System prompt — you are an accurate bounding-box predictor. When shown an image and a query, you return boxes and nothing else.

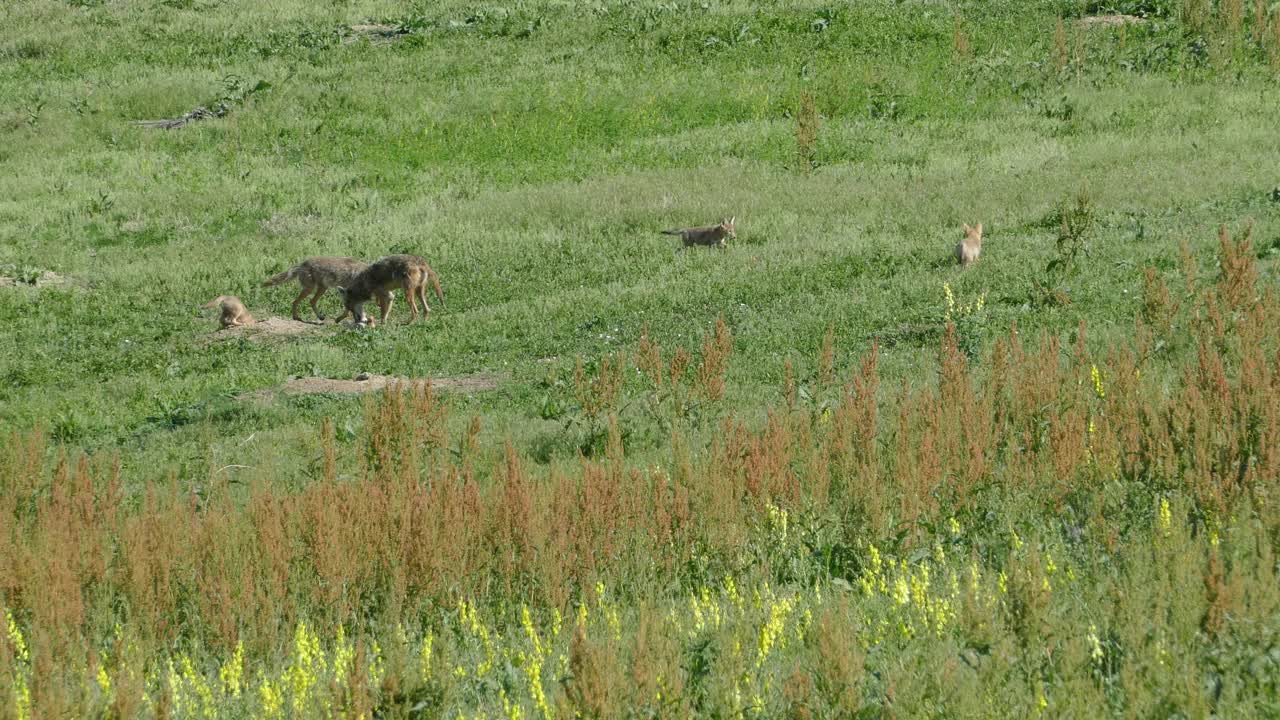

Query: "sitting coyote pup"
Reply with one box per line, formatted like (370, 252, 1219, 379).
(261, 256, 368, 323)
(661, 216, 736, 249)
(203, 296, 255, 329)
(955, 223, 984, 267)
(336, 254, 445, 326)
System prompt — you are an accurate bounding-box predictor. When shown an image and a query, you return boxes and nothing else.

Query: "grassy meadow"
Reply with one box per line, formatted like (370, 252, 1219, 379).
(2, 0, 1280, 717)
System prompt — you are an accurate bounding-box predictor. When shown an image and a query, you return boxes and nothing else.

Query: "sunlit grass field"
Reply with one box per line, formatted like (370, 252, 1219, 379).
(1, 0, 1279, 717)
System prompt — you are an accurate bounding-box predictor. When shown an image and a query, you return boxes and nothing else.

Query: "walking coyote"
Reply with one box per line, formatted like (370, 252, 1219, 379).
(661, 217, 736, 249)
(336, 254, 445, 326)
(955, 223, 984, 267)
(203, 296, 254, 329)
(262, 257, 368, 322)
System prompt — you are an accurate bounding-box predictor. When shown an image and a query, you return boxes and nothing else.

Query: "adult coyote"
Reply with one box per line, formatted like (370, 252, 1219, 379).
(661, 217, 736, 249)
(261, 257, 368, 322)
(336, 254, 444, 326)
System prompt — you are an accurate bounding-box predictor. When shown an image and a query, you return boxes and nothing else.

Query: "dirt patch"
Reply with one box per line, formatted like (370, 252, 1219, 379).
(0, 267, 76, 289)
(201, 316, 324, 344)
(1078, 14, 1145, 28)
(345, 23, 410, 43)
(243, 372, 503, 402)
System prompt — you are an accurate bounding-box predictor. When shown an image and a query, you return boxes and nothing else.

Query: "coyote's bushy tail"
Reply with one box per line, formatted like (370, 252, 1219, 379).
(261, 266, 298, 287)
(660, 229, 682, 236)
(428, 268, 445, 308)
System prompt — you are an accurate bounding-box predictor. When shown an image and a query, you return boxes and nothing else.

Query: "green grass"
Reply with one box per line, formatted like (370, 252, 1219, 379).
(4, 0, 1277, 480)
(3, 2, 1280, 715)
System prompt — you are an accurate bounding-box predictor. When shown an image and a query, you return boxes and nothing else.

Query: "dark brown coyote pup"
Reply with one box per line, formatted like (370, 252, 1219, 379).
(661, 216, 736, 249)
(203, 295, 255, 329)
(336, 254, 445, 326)
(262, 256, 368, 322)
(955, 223, 984, 267)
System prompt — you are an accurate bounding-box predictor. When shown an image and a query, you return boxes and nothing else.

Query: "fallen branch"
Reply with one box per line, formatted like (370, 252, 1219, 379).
(134, 103, 228, 130)
(133, 77, 270, 130)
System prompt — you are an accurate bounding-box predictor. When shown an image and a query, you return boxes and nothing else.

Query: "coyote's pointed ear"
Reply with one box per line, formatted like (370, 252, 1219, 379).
(975, 223, 983, 235)
(962, 222, 972, 233)
(729, 215, 736, 225)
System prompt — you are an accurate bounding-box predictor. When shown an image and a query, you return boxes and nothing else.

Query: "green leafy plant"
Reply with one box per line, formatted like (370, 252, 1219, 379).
(942, 282, 988, 357)
(794, 90, 821, 173)
(23, 97, 45, 127)
(1034, 186, 1096, 306)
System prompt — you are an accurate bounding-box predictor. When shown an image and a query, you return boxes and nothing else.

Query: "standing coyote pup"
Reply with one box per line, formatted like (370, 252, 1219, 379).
(203, 296, 255, 329)
(336, 254, 445, 326)
(261, 257, 369, 323)
(955, 223, 984, 267)
(662, 217, 736, 249)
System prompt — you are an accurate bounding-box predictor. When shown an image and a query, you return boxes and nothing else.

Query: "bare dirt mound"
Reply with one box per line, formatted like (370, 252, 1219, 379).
(0, 267, 76, 289)
(345, 23, 410, 43)
(1078, 14, 1145, 28)
(201, 316, 323, 344)
(243, 372, 503, 402)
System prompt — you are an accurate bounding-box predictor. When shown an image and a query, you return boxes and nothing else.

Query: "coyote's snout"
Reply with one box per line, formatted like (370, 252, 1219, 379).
(262, 257, 369, 322)
(203, 295, 255, 329)
(955, 222, 984, 267)
(661, 217, 736, 249)
(336, 254, 445, 326)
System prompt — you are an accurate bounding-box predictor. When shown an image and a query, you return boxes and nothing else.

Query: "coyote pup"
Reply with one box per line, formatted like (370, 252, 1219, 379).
(955, 223, 984, 267)
(203, 296, 255, 329)
(661, 217, 736, 249)
(261, 257, 368, 323)
(336, 254, 445, 326)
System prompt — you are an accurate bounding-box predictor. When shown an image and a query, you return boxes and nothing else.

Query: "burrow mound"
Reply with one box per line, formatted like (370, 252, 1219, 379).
(242, 372, 503, 403)
(1078, 14, 1146, 28)
(345, 23, 411, 43)
(0, 266, 76, 289)
(200, 316, 325, 345)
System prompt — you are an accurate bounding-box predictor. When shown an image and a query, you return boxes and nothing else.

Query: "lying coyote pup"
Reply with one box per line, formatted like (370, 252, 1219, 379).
(261, 256, 368, 322)
(661, 216, 736, 249)
(955, 222, 984, 267)
(337, 254, 445, 326)
(203, 295, 255, 329)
